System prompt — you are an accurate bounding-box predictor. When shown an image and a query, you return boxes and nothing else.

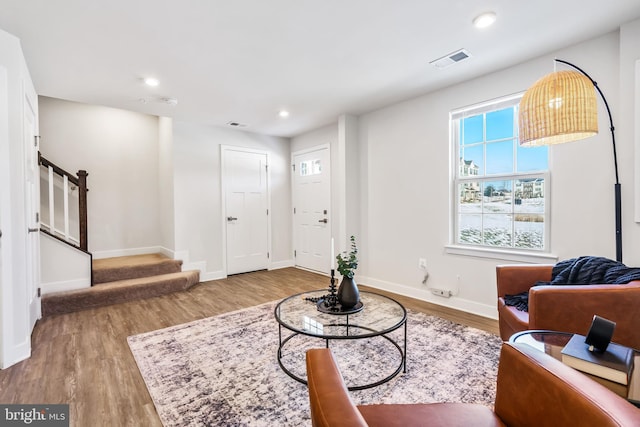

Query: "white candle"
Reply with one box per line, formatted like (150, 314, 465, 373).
(331, 237, 335, 270)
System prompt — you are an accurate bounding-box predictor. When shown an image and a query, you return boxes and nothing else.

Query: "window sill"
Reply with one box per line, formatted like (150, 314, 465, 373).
(444, 244, 558, 264)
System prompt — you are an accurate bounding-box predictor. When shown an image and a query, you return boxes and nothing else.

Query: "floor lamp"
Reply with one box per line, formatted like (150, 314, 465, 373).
(518, 59, 622, 262)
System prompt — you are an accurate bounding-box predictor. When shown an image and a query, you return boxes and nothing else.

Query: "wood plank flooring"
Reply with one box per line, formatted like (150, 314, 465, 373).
(0, 267, 498, 426)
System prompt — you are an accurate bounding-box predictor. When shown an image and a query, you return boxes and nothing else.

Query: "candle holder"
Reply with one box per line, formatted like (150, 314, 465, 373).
(302, 270, 338, 310)
(316, 269, 364, 314)
(303, 268, 364, 314)
(324, 269, 339, 310)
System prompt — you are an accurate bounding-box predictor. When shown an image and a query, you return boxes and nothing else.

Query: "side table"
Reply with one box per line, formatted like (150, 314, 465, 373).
(510, 330, 640, 407)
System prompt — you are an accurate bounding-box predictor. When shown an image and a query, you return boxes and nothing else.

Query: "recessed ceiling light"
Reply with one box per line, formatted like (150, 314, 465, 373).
(144, 77, 160, 87)
(279, 110, 290, 118)
(473, 12, 497, 29)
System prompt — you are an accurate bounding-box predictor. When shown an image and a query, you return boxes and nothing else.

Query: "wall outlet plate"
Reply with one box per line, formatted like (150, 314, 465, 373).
(431, 288, 451, 297)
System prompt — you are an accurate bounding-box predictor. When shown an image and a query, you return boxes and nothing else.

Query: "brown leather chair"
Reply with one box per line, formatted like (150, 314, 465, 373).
(496, 264, 640, 349)
(306, 342, 640, 427)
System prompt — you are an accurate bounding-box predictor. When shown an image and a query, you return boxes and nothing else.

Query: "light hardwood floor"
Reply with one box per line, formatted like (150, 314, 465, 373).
(0, 267, 498, 426)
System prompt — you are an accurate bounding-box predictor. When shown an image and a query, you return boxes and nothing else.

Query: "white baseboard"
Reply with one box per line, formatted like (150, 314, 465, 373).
(1, 337, 31, 369)
(358, 275, 498, 320)
(41, 278, 91, 295)
(179, 258, 225, 282)
(157, 246, 176, 259)
(200, 270, 226, 282)
(269, 259, 295, 270)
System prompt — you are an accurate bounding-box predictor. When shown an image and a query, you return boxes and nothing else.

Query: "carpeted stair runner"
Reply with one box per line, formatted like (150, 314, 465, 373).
(42, 254, 200, 317)
(93, 253, 184, 284)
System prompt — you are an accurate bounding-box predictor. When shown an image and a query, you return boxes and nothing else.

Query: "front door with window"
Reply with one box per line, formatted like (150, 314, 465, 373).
(292, 146, 331, 273)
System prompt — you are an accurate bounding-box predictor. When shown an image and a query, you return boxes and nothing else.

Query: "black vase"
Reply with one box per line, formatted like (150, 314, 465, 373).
(337, 277, 360, 309)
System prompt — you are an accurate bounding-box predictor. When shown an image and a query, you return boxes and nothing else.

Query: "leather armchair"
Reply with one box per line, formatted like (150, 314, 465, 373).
(497, 264, 640, 349)
(306, 342, 640, 427)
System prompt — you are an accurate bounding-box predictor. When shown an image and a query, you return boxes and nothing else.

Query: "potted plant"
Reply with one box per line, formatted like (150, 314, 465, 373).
(336, 235, 360, 308)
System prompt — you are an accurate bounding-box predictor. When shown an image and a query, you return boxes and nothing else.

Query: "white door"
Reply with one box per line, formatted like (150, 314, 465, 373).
(24, 92, 40, 328)
(223, 147, 269, 275)
(292, 146, 331, 273)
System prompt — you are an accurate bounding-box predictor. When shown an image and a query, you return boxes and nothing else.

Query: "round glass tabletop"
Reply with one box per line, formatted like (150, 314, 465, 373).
(274, 289, 406, 339)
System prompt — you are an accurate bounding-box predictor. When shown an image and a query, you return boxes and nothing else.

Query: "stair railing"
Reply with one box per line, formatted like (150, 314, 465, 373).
(38, 152, 89, 251)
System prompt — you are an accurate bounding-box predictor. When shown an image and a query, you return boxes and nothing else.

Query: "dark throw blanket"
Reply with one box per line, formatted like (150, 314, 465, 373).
(503, 256, 640, 312)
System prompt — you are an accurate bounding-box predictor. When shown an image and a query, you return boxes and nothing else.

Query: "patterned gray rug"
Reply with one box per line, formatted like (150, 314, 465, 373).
(128, 300, 502, 426)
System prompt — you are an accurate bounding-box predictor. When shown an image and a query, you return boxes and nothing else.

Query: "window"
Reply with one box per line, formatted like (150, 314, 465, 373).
(451, 94, 549, 252)
(299, 159, 322, 176)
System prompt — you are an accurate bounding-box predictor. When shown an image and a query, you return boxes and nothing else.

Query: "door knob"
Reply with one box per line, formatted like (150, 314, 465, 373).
(318, 219, 328, 224)
(227, 216, 238, 222)
(28, 227, 39, 233)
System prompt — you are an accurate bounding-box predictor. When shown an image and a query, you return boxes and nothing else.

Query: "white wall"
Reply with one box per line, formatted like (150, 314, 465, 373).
(620, 20, 640, 227)
(350, 30, 640, 318)
(172, 121, 291, 279)
(341, 115, 360, 248)
(38, 97, 161, 257)
(40, 234, 91, 294)
(158, 116, 175, 255)
(291, 123, 337, 153)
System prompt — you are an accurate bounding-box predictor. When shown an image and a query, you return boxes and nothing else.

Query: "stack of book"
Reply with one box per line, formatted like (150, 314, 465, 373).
(561, 334, 635, 397)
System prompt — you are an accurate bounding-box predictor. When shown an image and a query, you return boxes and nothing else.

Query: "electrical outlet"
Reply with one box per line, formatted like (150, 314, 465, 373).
(418, 258, 427, 270)
(431, 288, 451, 298)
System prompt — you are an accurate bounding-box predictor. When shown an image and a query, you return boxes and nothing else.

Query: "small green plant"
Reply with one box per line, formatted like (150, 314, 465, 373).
(336, 236, 358, 279)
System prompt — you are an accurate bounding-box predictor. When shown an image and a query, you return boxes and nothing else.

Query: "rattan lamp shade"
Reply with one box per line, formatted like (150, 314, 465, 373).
(519, 70, 598, 146)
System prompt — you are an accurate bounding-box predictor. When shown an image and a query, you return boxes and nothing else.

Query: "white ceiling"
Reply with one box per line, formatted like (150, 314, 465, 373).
(1, 0, 640, 138)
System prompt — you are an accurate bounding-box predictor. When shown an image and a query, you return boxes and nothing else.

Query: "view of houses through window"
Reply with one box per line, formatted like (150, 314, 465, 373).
(452, 95, 549, 251)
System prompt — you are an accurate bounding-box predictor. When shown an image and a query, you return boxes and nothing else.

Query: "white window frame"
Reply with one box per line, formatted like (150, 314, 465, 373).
(445, 93, 557, 263)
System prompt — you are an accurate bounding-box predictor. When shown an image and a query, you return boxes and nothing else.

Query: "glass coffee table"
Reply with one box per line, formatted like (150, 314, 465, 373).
(274, 289, 407, 390)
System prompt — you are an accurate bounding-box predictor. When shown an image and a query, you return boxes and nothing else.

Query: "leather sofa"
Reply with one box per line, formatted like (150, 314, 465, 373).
(306, 342, 640, 426)
(497, 264, 640, 349)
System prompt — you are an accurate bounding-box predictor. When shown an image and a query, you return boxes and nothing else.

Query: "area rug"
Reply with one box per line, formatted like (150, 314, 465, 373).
(128, 300, 502, 426)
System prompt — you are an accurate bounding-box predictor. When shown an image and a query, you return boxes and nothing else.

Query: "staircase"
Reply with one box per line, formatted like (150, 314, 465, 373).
(41, 253, 200, 317)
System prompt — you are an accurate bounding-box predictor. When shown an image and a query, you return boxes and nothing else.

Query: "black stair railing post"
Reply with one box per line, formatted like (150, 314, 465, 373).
(78, 170, 89, 251)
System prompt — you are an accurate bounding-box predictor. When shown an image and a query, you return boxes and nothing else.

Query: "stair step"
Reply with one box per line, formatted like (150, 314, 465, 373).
(42, 270, 200, 317)
(93, 253, 183, 284)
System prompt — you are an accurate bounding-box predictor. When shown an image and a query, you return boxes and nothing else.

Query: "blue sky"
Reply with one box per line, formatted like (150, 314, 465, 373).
(461, 106, 548, 175)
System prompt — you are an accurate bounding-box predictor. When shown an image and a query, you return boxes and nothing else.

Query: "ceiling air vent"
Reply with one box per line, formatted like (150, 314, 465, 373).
(430, 49, 472, 69)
